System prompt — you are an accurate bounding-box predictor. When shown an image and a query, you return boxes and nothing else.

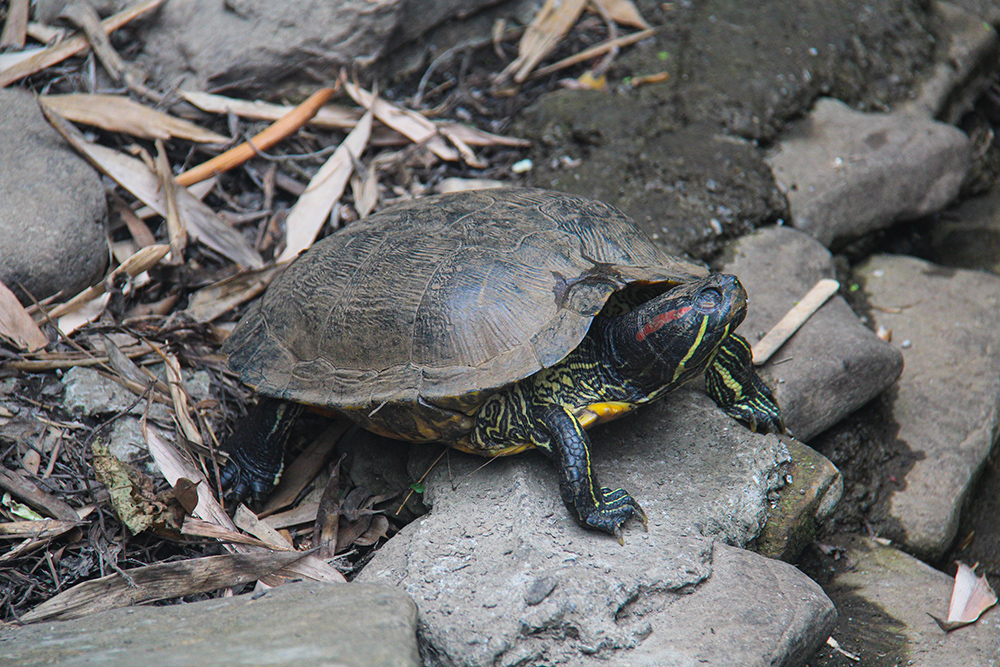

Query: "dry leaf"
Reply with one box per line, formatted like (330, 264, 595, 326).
(40, 94, 228, 142)
(143, 424, 346, 585)
(176, 87, 335, 187)
(0, 0, 164, 87)
(590, 0, 650, 29)
(354, 514, 390, 547)
(0, 280, 47, 351)
(233, 504, 294, 550)
(278, 107, 373, 263)
(180, 90, 361, 130)
(20, 549, 312, 623)
(183, 264, 284, 323)
(931, 562, 998, 631)
(43, 110, 263, 268)
(91, 439, 178, 535)
(171, 478, 201, 514)
(1, 0, 29, 48)
(56, 292, 110, 336)
(152, 346, 202, 446)
(435, 178, 506, 194)
(46, 244, 170, 321)
(344, 82, 462, 164)
(182, 90, 528, 150)
(502, 0, 588, 83)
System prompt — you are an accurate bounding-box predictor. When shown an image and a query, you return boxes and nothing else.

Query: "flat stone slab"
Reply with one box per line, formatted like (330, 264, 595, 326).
(855, 254, 1000, 560)
(766, 97, 970, 248)
(719, 226, 903, 442)
(805, 534, 999, 666)
(358, 389, 836, 666)
(0, 581, 420, 667)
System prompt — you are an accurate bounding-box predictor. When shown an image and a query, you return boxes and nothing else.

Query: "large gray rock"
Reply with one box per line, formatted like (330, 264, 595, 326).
(902, 1, 1000, 123)
(803, 534, 1000, 666)
(0, 581, 420, 667)
(766, 97, 970, 248)
(719, 226, 903, 441)
(0, 89, 107, 302)
(359, 389, 835, 666)
(136, 0, 506, 93)
(855, 254, 1000, 560)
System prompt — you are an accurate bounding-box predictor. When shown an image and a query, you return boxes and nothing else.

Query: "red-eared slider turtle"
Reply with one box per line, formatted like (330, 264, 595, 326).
(221, 188, 784, 540)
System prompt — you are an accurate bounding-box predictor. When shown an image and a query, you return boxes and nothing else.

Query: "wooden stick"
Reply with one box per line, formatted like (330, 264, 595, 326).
(175, 87, 336, 186)
(530, 28, 656, 79)
(752, 278, 840, 365)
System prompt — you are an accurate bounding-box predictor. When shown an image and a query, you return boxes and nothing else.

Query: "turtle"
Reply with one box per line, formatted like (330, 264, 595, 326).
(220, 187, 784, 541)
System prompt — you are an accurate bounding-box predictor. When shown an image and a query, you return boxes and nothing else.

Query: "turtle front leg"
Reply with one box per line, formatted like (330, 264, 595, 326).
(536, 405, 647, 543)
(705, 333, 785, 434)
(220, 398, 302, 507)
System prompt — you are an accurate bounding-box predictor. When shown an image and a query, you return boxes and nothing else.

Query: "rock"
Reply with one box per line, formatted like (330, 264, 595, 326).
(0, 89, 107, 302)
(137, 0, 505, 93)
(756, 439, 843, 562)
(802, 534, 999, 666)
(766, 98, 971, 249)
(599, 544, 836, 667)
(61, 366, 172, 424)
(0, 581, 420, 667)
(946, 0, 1000, 25)
(138, 0, 399, 92)
(718, 226, 903, 441)
(633, 0, 937, 142)
(950, 447, 1000, 583)
(922, 184, 1000, 274)
(357, 389, 837, 665)
(854, 254, 1000, 560)
(903, 1, 1000, 123)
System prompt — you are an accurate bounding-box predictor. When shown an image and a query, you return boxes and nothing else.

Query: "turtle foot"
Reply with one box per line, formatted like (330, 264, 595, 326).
(218, 457, 276, 511)
(723, 398, 786, 435)
(582, 487, 647, 544)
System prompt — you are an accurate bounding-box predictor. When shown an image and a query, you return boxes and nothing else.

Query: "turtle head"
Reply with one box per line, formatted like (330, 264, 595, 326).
(612, 273, 748, 389)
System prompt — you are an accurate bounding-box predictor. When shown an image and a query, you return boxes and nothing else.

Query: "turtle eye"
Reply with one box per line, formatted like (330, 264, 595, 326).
(696, 287, 723, 311)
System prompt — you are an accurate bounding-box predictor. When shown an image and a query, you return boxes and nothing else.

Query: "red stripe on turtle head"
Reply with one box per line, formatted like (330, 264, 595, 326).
(636, 305, 692, 342)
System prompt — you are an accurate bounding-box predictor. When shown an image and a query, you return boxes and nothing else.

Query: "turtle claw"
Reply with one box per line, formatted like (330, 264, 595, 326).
(218, 457, 275, 511)
(582, 487, 646, 542)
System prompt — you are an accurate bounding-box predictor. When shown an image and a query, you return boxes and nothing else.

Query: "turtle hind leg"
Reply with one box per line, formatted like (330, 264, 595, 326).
(536, 405, 647, 543)
(219, 398, 303, 507)
(705, 333, 785, 434)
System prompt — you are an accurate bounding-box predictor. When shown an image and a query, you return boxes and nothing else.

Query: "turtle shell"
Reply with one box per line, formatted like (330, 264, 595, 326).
(224, 188, 707, 440)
